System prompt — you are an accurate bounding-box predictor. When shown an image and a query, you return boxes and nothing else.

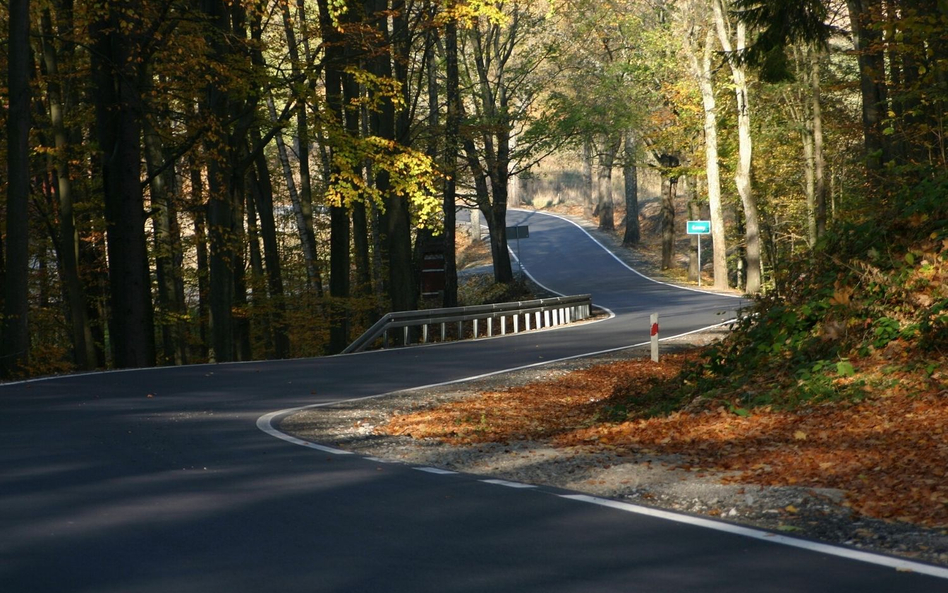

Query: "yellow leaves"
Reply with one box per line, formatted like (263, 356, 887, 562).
(829, 280, 854, 306)
(793, 430, 808, 441)
(324, 133, 442, 230)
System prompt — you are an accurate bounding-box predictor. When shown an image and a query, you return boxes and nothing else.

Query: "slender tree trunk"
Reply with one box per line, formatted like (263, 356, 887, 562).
(443, 12, 460, 308)
(189, 159, 210, 362)
(388, 0, 417, 310)
(686, 22, 728, 289)
(143, 96, 188, 365)
(582, 140, 595, 218)
(320, 0, 350, 353)
(249, 129, 290, 358)
(661, 169, 678, 270)
(802, 110, 817, 247)
(622, 132, 640, 246)
(266, 95, 323, 294)
(41, 7, 95, 371)
(810, 46, 828, 238)
(713, 1, 760, 293)
(597, 138, 619, 231)
(246, 180, 272, 355)
(2, 0, 31, 377)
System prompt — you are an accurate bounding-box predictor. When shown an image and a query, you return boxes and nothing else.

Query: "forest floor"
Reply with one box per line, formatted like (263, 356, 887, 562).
(283, 206, 948, 569)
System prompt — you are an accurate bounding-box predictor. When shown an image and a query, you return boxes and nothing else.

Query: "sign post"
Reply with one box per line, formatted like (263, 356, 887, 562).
(686, 220, 711, 287)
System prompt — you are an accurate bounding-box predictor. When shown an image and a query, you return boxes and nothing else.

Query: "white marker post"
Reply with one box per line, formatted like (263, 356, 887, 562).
(650, 313, 659, 362)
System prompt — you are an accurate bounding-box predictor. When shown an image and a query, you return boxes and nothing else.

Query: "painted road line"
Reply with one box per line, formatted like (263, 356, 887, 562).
(481, 479, 537, 489)
(559, 494, 948, 580)
(414, 467, 458, 475)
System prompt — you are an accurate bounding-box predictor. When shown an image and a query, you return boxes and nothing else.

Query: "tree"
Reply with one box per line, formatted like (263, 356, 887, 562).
(679, 0, 729, 289)
(1, 0, 31, 378)
(91, 0, 156, 368)
(460, 0, 560, 284)
(712, 0, 762, 294)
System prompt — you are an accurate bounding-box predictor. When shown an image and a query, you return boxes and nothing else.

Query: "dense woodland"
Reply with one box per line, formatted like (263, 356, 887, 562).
(0, 0, 946, 379)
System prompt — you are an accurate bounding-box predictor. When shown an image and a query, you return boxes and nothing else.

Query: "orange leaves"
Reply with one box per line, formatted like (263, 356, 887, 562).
(382, 350, 948, 528)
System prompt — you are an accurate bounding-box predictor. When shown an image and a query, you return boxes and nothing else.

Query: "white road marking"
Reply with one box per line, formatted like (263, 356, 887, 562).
(414, 467, 458, 475)
(255, 412, 353, 455)
(480, 479, 536, 489)
(559, 494, 948, 579)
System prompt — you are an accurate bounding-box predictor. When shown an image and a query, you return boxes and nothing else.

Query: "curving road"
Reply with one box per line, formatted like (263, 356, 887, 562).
(2, 210, 945, 592)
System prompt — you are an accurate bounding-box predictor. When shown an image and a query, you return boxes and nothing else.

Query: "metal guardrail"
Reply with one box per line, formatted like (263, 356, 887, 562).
(343, 294, 593, 354)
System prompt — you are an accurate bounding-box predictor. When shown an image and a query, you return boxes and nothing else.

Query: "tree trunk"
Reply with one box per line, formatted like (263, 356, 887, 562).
(684, 18, 728, 289)
(846, 0, 891, 172)
(622, 132, 640, 246)
(582, 140, 595, 218)
(802, 109, 817, 247)
(389, 0, 418, 311)
(189, 159, 210, 362)
(443, 12, 461, 308)
(40, 7, 95, 371)
(661, 173, 677, 270)
(92, 1, 156, 369)
(597, 138, 619, 231)
(320, 0, 350, 353)
(245, 180, 272, 355)
(143, 97, 188, 366)
(810, 46, 828, 239)
(2, 0, 31, 377)
(249, 129, 290, 358)
(713, 1, 760, 293)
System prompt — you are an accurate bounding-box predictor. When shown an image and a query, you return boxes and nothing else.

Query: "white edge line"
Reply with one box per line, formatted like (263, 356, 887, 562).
(481, 479, 536, 489)
(415, 467, 458, 475)
(510, 208, 745, 300)
(559, 494, 948, 579)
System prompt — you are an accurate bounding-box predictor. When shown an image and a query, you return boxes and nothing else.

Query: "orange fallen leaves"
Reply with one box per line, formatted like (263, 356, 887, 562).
(380, 352, 948, 528)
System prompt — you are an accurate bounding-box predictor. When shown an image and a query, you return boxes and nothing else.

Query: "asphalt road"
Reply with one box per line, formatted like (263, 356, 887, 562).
(2, 210, 945, 592)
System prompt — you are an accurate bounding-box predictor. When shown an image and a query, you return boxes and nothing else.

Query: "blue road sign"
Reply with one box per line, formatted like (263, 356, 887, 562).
(686, 220, 711, 235)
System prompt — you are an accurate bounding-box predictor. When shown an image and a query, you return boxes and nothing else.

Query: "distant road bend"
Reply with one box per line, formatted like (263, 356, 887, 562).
(2, 209, 947, 592)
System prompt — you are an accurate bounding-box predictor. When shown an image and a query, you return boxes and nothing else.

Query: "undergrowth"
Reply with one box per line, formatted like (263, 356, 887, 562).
(608, 175, 948, 419)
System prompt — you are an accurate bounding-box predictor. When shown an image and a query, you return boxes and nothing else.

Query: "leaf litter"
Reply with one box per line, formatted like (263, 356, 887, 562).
(381, 350, 948, 529)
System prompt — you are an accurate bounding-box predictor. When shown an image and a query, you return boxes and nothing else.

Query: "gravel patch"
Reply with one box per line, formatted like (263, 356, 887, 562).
(281, 328, 948, 568)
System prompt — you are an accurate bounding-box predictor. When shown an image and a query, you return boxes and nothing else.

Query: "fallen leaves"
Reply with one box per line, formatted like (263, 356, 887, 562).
(379, 351, 948, 528)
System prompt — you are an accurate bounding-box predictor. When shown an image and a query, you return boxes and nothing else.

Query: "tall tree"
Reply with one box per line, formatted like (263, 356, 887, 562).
(713, 0, 762, 293)
(680, 0, 729, 289)
(1, 0, 31, 377)
(91, 0, 156, 368)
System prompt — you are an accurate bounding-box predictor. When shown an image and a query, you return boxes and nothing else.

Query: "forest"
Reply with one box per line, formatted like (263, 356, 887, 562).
(0, 0, 946, 379)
